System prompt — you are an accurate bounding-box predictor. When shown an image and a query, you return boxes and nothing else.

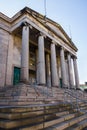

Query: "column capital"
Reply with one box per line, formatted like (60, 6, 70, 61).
(67, 52, 72, 59)
(67, 51, 71, 55)
(36, 32, 46, 38)
(66, 52, 75, 59)
(72, 55, 77, 60)
(39, 32, 46, 38)
(60, 46, 64, 51)
(21, 21, 29, 26)
(21, 21, 32, 29)
(52, 40, 56, 44)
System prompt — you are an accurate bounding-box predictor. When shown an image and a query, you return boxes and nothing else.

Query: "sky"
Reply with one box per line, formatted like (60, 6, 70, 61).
(0, 0, 87, 84)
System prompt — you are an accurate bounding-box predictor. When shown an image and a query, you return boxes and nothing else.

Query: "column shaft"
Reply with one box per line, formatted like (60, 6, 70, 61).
(60, 47, 67, 87)
(73, 58, 79, 88)
(67, 54, 74, 88)
(51, 43, 59, 87)
(21, 25, 29, 82)
(36, 49, 39, 84)
(46, 54, 51, 87)
(38, 35, 46, 85)
(57, 57, 61, 79)
(65, 60, 69, 87)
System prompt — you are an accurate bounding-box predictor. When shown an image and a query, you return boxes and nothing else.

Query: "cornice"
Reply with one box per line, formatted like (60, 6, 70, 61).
(0, 12, 11, 23)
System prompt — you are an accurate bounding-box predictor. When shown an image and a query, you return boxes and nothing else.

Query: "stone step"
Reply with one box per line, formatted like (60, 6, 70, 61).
(0, 104, 65, 112)
(0, 110, 69, 120)
(0, 109, 73, 129)
(0, 102, 75, 129)
(41, 113, 87, 130)
(65, 118, 87, 130)
(0, 98, 65, 106)
(0, 96, 53, 100)
(77, 106, 87, 112)
(18, 123, 43, 130)
(0, 101, 46, 106)
(0, 95, 48, 99)
(83, 127, 87, 130)
(0, 106, 70, 114)
(0, 114, 44, 129)
(17, 113, 76, 130)
(0, 106, 44, 113)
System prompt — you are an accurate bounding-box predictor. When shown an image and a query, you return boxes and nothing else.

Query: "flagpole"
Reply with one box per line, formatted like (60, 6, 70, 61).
(44, 0, 47, 17)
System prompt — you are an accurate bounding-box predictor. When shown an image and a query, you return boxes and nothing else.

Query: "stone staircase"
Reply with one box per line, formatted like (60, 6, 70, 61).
(0, 84, 87, 129)
(0, 84, 65, 106)
(0, 103, 87, 130)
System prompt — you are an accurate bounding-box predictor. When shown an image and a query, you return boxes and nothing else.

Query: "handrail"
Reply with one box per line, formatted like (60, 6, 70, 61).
(64, 84, 87, 112)
(65, 91, 87, 104)
(30, 81, 53, 97)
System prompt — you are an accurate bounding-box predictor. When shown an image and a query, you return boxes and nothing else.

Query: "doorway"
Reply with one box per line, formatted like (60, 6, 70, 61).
(13, 67, 20, 85)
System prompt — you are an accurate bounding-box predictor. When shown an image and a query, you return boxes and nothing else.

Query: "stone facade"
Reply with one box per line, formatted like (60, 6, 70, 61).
(0, 29, 9, 86)
(0, 7, 79, 88)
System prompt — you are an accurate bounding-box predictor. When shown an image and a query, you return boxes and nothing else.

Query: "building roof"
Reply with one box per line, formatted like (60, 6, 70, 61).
(0, 6, 78, 51)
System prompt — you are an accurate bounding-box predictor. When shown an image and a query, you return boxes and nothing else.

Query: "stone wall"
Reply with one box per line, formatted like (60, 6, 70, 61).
(6, 34, 14, 86)
(0, 29, 9, 87)
(13, 36, 21, 67)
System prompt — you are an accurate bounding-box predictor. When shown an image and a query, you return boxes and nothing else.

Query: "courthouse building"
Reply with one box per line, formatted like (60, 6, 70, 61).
(0, 7, 79, 88)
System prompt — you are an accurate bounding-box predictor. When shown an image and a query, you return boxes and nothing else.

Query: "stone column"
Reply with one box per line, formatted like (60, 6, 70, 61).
(46, 53, 51, 87)
(65, 60, 69, 87)
(67, 53, 74, 88)
(38, 34, 46, 85)
(57, 56, 61, 79)
(73, 57, 79, 89)
(36, 49, 39, 84)
(51, 43, 59, 87)
(20, 24, 29, 82)
(57, 56, 61, 87)
(60, 47, 67, 87)
(57, 57, 59, 77)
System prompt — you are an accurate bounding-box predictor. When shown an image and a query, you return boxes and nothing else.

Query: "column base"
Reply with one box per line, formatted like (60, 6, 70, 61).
(52, 85, 59, 88)
(20, 80, 29, 85)
(76, 88, 80, 90)
(38, 83, 46, 86)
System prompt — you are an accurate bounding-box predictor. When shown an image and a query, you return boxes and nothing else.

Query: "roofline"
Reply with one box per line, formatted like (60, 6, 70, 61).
(0, 6, 78, 51)
(19, 7, 78, 51)
(0, 12, 11, 22)
(45, 17, 78, 50)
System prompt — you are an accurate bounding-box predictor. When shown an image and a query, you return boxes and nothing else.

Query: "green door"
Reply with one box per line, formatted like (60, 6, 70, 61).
(13, 67, 20, 85)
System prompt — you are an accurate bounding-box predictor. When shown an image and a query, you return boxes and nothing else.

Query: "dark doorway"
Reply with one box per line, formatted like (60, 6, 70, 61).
(60, 78, 62, 88)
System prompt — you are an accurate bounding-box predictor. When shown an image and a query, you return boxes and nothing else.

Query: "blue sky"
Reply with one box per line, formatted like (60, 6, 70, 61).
(0, 0, 87, 84)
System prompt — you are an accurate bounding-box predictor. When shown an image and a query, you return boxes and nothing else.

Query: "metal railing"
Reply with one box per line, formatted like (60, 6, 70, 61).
(64, 84, 87, 112)
(30, 80, 53, 98)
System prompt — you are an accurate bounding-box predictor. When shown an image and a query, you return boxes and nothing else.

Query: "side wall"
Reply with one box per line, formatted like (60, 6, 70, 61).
(0, 29, 9, 87)
(6, 35, 21, 86)
(6, 34, 14, 86)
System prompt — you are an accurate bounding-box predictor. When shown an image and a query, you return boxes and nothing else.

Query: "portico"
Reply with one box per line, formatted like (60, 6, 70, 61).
(0, 7, 79, 89)
(19, 20, 79, 88)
